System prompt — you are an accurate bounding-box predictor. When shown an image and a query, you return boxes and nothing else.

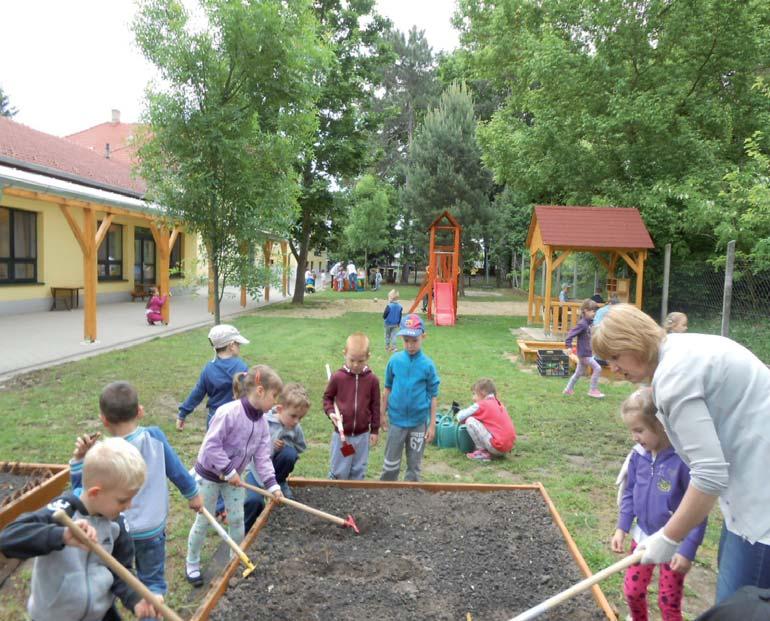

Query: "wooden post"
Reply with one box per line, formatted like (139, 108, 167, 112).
(635, 250, 646, 309)
(543, 247, 554, 335)
(280, 241, 289, 295)
(149, 224, 175, 325)
(660, 243, 671, 323)
(721, 240, 736, 337)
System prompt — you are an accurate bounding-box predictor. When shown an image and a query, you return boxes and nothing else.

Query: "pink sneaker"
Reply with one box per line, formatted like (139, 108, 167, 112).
(588, 389, 605, 399)
(466, 449, 491, 462)
(563, 388, 574, 396)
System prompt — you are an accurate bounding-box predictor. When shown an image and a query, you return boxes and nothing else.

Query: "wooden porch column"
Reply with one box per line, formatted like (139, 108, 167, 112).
(636, 251, 646, 307)
(263, 240, 273, 302)
(149, 224, 178, 324)
(542, 246, 554, 334)
(59, 206, 112, 342)
(280, 241, 289, 295)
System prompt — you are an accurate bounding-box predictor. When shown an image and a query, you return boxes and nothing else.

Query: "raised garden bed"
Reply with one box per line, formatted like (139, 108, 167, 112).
(0, 462, 69, 529)
(192, 480, 615, 621)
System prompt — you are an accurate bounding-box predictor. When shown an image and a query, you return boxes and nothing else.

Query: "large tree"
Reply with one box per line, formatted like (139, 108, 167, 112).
(134, 0, 324, 323)
(289, 0, 390, 304)
(0, 86, 17, 118)
(344, 174, 391, 279)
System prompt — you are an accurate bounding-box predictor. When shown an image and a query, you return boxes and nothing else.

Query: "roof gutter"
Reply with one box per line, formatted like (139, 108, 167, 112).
(0, 154, 145, 199)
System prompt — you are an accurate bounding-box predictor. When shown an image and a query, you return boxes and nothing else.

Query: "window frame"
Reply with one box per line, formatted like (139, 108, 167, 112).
(97, 221, 123, 281)
(0, 206, 38, 284)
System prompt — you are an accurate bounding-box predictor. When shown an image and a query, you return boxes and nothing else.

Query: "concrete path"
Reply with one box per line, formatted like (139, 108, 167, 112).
(0, 286, 292, 381)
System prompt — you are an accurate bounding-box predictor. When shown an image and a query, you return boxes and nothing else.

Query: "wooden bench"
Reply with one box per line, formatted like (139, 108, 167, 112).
(50, 286, 83, 311)
(130, 283, 150, 301)
(516, 339, 614, 378)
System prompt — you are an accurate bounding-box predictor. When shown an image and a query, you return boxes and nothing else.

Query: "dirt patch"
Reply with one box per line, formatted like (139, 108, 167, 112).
(422, 461, 461, 479)
(0, 466, 54, 507)
(210, 487, 607, 621)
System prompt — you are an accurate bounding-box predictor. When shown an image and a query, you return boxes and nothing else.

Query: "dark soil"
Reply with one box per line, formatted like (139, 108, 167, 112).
(0, 467, 54, 507)
(210, 487, 607, 621)
(0, 473, 36, 506)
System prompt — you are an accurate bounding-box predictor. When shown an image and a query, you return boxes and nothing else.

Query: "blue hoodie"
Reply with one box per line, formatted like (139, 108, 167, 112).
(383, 301, 403, 327)
(384, 349, 440, 428)
(178, 356, 248, 425)
(618, 445, 707, 560)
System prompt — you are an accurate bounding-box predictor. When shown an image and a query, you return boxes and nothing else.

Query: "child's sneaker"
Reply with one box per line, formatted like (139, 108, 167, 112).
(279, 481, 293, 499)
(466, 449, 491, 462)
(563, 387, 574, 396)
(588, 389, 605, 399)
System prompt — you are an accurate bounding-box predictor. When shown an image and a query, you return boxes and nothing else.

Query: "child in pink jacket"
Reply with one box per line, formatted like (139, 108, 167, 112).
(145, 287, 167, 325)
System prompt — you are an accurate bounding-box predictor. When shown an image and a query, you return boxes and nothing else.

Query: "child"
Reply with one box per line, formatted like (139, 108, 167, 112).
(323, 333, 381, 480)
(0, 438, 158, 621)
(70, 382, 203, 607)
(663, 312, 688, 334)
(144, 287, 168, 325)
(558, 283, 571, 302)
(243, 383, 310, 527)
(456, 378, 517, 462)
(177, 324, 249, 430)
(563, 299, 604, 398)
(382, 289, 403, 353)
(373, 268, 382, 291)
(336, 268, 346, 292)
(611, 387, 707, 621)
(185, 364, 284, 587)
(380, 314, 440, 481)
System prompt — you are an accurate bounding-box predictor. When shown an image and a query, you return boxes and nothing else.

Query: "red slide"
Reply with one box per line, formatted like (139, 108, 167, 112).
(433, 282, 456, 326)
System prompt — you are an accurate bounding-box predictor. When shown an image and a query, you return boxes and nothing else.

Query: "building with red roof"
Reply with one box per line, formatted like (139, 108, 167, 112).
(65, 109, 141, 166)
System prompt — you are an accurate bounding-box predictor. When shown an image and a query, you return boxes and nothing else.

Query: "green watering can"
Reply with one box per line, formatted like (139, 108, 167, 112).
(456, 423, 475, 454)
(437, 415, 458, 449)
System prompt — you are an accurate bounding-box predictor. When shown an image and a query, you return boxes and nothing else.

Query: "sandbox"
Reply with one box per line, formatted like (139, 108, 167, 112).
(191, 480, 615, 621)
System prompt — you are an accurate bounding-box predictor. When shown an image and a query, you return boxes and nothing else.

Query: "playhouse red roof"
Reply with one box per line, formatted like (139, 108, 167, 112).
(528, 205, 654, 250)
(0, 116, 145, 196)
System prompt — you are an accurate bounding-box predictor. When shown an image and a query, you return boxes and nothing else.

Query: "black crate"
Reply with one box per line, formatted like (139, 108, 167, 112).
(537, 349, 569, 377)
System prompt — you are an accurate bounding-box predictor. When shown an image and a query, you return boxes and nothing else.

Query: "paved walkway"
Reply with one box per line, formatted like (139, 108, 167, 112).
(0, 286, 292, 381)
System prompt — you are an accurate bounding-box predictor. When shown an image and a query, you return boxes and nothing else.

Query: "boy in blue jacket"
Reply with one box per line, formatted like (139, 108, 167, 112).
(380, 314, 440, 481)
(72, 382, 202, 613)
(382, 289, 403, 353)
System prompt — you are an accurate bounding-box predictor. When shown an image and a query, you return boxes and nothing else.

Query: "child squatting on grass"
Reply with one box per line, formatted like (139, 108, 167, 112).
(380, 313, 440, 482)
(0, 438, 160, 621)
(612, 387, 706, 621)
(563, 298, 604, 399)
(71, 381, 203, 615)
(323, 332, 381, 480)
(455, 378, 517, 462)
(242, 382, 311, 532)
(185, 364, 284, 588)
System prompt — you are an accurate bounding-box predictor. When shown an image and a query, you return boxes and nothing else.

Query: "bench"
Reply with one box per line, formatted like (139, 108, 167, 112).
(516, 339, 614, 378)
(130, 283, 150, 301)
(50, 286, 83, 311)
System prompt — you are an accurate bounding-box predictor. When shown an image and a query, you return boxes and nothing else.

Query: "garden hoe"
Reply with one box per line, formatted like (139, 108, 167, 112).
(325, 363, 356, 457)
(240, 481, 360, 534)
(53, 510, 185, 621)
(199, 506, 257, 578)
(509, 549, 644, 620)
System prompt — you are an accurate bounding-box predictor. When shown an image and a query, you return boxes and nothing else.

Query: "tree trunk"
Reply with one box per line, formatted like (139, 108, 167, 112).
(213, 257, 221, 325)
(291, 207, 312, 304)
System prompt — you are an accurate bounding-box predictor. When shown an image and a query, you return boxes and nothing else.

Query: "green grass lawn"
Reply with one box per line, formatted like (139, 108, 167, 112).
(0, 301, 721, 619)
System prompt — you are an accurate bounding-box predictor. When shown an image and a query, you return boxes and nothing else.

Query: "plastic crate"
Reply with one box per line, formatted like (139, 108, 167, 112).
(537, 349, 569, 377)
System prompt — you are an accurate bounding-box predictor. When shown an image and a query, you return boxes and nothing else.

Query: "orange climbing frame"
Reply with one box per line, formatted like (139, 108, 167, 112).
(409, 210, 461, 325)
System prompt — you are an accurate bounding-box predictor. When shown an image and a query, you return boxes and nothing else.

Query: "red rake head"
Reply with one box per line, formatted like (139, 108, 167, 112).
(344, 514, 360, 534)
(340, 441, 356, 457)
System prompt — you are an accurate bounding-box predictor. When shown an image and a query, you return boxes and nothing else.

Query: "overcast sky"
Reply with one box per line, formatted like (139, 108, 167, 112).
(0, 0, 459, 137)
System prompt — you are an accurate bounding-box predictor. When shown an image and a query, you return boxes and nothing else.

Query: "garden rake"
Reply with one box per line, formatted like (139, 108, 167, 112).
(198, 506, 257, 578)
(325, 363, 356, 457)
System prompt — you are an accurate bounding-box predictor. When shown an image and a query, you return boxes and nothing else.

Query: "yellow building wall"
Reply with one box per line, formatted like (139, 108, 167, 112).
(0, 194, 197, 305)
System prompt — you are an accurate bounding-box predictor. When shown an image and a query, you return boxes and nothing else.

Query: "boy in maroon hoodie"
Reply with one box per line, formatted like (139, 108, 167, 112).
(323, 333, 381, 479)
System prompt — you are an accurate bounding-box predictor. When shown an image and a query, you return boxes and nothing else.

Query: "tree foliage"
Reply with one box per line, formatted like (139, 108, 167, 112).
(133, 0, 324, 322)
(344, 174, 391, 278)
(0, 86, 17, 118)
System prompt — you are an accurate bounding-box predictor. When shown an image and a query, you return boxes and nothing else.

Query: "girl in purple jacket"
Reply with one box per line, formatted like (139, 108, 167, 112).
(612, 388, 706, 621)
(185, 364, 284, 587)
(563, 299, 604, 398)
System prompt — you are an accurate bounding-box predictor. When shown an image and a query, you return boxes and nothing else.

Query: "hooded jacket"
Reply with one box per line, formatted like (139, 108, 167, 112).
(565, 316, 594, 358)
(0, 494, 140, 621)
(384, 349, 440, 428)
(323, 366, 381, 436)
(178, 356, 249, 422)
(617, 445, 707, 560)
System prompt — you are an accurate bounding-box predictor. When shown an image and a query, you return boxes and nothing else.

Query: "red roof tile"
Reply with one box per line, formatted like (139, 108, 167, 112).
(529, 205, 654, 249)
(0, 116, 145, 196)
(65, 121, 141, 165)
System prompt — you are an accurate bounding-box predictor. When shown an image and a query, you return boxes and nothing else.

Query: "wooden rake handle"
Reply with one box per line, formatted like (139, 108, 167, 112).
(53, 510, 183, 621)
(509, 550, 644, 620)
(241, 480, 347, 528)
(199, 507, 256, 575)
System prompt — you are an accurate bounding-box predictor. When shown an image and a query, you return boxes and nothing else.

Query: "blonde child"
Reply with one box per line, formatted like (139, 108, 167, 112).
(70, 382, 202, 610)
(323, 333, 381, 480)
(1, 438, 159, 621)
(456, 378, 516, 461)
(612, 388, 706, 621)
(382, 289, 403, 353)
(563, 298, 604, 398)
(380, 314, 440, 481)
(663, 312, 688, 333)
(186, 364, 284, 587)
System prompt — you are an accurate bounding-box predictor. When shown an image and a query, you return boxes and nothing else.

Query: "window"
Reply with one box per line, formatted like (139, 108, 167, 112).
(170, 233, 184, 278)
(97, 222, 123, 280)
(0, 206, 37, 283)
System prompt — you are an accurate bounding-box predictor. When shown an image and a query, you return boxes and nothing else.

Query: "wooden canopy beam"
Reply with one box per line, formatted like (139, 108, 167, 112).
(551, 250, 572, 271)
(617, 249, 642, 274)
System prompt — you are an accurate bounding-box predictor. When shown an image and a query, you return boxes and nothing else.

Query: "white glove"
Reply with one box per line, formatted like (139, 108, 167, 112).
(639, 529, 680, 565)
(615, 450, 633, 507)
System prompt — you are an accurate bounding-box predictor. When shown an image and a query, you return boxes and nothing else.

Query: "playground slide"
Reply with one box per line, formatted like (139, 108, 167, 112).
(433, 282, 456, 326)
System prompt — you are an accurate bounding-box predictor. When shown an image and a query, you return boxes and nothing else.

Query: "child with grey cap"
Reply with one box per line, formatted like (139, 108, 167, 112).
(176, 324, 249, 431)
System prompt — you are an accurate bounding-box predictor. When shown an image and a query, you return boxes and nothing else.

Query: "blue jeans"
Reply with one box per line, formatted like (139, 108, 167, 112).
(134, 533, 166, 595)
(717, 523, 770, 603)
(244, 446, 299, 532)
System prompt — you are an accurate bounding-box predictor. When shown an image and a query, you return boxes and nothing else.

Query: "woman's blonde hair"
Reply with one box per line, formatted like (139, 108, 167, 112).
(620, 387, 662, 432)
(663, 312, 688, 334)
(232, 364, 283, 399)
(82, 437, 146, 491)
(591, 304, 665, 366)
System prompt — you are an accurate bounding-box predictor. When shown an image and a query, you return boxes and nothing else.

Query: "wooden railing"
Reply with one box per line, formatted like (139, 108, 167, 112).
(532, 297, 605, 336)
